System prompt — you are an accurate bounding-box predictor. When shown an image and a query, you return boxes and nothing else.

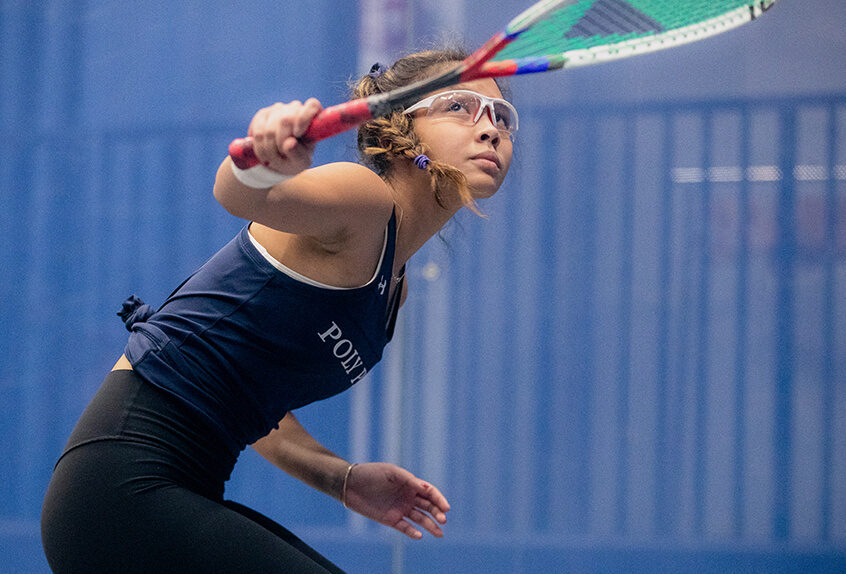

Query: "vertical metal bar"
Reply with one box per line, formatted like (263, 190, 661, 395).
(654, 109, 676, 536)
(61, 0, 84, 128)
(773, 105, 797, 542)
(693, 109, 714, 537)
(93, 125, 111, 364)
(0, 2, 17, 516)
(499, 164, 521, 533)
(733, 104, 751, 538)
(671, 115, 695, 536)
(359, 0, 413, 72)
(581, 113, 599, 534)
(55, 0, 87, 444)
(420, 265, 450, 492)
(568, 113, 598, 535)
(510, 120, 543, 541)
(819, 102, 838, 542)
(614, 116, 635, 535)
(464, 221, 485, 531)
(449, 246, 472, 525)
(532, 116, 560, 533)
(18, 1, 46, 517)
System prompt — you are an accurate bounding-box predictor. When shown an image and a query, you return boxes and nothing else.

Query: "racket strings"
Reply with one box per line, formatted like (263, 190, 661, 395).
(492, 0, 770, 61)
(566, 0, 663, 38)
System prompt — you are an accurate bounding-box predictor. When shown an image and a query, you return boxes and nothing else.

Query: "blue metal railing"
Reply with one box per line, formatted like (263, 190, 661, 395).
(1, 93, 844, 572)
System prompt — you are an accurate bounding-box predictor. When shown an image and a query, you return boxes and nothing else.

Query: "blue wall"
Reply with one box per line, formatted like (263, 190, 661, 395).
(1, 1, 845, 573)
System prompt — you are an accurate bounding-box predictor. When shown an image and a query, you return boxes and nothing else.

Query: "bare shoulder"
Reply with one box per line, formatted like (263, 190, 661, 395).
(251, 162, 395, 265)
(300, 162, 392, 212)
(309, 161, 385, 184)
(250, 162, 397, 286)
(295, 162, 394, 242)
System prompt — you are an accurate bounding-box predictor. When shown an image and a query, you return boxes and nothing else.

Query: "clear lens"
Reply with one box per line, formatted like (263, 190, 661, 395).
(425, 92, 517, 135)
(491, 102, 515, 132)
(429, 92, 479, 120)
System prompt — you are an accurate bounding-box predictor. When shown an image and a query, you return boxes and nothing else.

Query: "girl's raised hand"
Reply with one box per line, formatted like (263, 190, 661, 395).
(247, 98, 323, 176)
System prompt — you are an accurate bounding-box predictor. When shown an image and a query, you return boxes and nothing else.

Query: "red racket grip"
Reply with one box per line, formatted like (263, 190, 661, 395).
(228, 99, 374, 169)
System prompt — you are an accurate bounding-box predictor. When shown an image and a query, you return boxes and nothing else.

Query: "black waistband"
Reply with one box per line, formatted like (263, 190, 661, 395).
(58, 369, 240, 497)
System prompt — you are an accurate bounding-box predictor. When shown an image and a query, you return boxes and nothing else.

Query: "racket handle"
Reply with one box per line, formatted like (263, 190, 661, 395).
(228, 99, 374, 169)
(228, 138, 260, 169)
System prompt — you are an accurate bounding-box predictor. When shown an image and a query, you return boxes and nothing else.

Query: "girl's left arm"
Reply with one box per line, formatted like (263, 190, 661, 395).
(251, 412, 349, 501)
(252, 412, 450, 539)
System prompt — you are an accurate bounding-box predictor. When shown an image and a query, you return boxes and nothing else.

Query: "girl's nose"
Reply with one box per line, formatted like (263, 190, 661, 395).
(476, 112, 501, 147)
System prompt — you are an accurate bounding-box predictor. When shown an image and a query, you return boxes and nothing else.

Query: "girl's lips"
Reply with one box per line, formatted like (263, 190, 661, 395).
(472, 157, 500, 173)
(470, 152, 501, 171)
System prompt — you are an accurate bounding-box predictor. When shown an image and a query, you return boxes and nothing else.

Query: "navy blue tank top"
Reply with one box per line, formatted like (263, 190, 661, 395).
(122, 211, 403, 453)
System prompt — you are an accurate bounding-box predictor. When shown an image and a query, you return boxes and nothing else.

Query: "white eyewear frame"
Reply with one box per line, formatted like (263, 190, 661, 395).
(403, 89, 519, 135)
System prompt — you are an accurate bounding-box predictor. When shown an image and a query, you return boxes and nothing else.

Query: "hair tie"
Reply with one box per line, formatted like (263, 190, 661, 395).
(413, 154, 430, 170)
(367, 62, 387, 78)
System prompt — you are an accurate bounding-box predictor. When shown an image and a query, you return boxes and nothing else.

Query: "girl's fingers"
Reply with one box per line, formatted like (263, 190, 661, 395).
(415, 496, 447, 524)
(252, 134, 277, 166)
(281, 139, 313, 169)
(246, 99, 322, 170)
(274, 113, 297, 156)
(418, 482, 450, 514)
(395, 519, 423, 540)
(247, 106, 270, 138)
(293, 98, 323, 138)
(281, 136, 302, 155)
(407, 509, 443, 538)
(250, 106, 285, 165)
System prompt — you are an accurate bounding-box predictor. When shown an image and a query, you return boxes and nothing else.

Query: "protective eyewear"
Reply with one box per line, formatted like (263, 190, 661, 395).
(403, 90, 518, 137)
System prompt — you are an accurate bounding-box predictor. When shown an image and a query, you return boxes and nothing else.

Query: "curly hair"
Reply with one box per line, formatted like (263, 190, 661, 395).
(353, 48, 502, 214)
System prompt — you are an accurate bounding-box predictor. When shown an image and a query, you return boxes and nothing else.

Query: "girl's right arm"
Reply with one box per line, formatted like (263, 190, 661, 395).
(213, 100, 391, 246)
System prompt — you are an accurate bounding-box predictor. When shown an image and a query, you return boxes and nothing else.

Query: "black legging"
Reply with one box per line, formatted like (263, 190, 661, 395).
(42, 369, 345, 573)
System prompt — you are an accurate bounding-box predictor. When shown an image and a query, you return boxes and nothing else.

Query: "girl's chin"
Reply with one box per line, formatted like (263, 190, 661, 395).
(468, 184, 500, 200)
(467, 176, 503, 199)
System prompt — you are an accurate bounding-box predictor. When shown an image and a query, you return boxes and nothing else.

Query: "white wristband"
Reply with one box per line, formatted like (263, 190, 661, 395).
(230, 161, 292, 189)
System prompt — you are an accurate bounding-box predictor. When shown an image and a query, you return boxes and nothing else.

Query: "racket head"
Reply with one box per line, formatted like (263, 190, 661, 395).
(477, 0, 779, 77)
(372, 0, 780, 107)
